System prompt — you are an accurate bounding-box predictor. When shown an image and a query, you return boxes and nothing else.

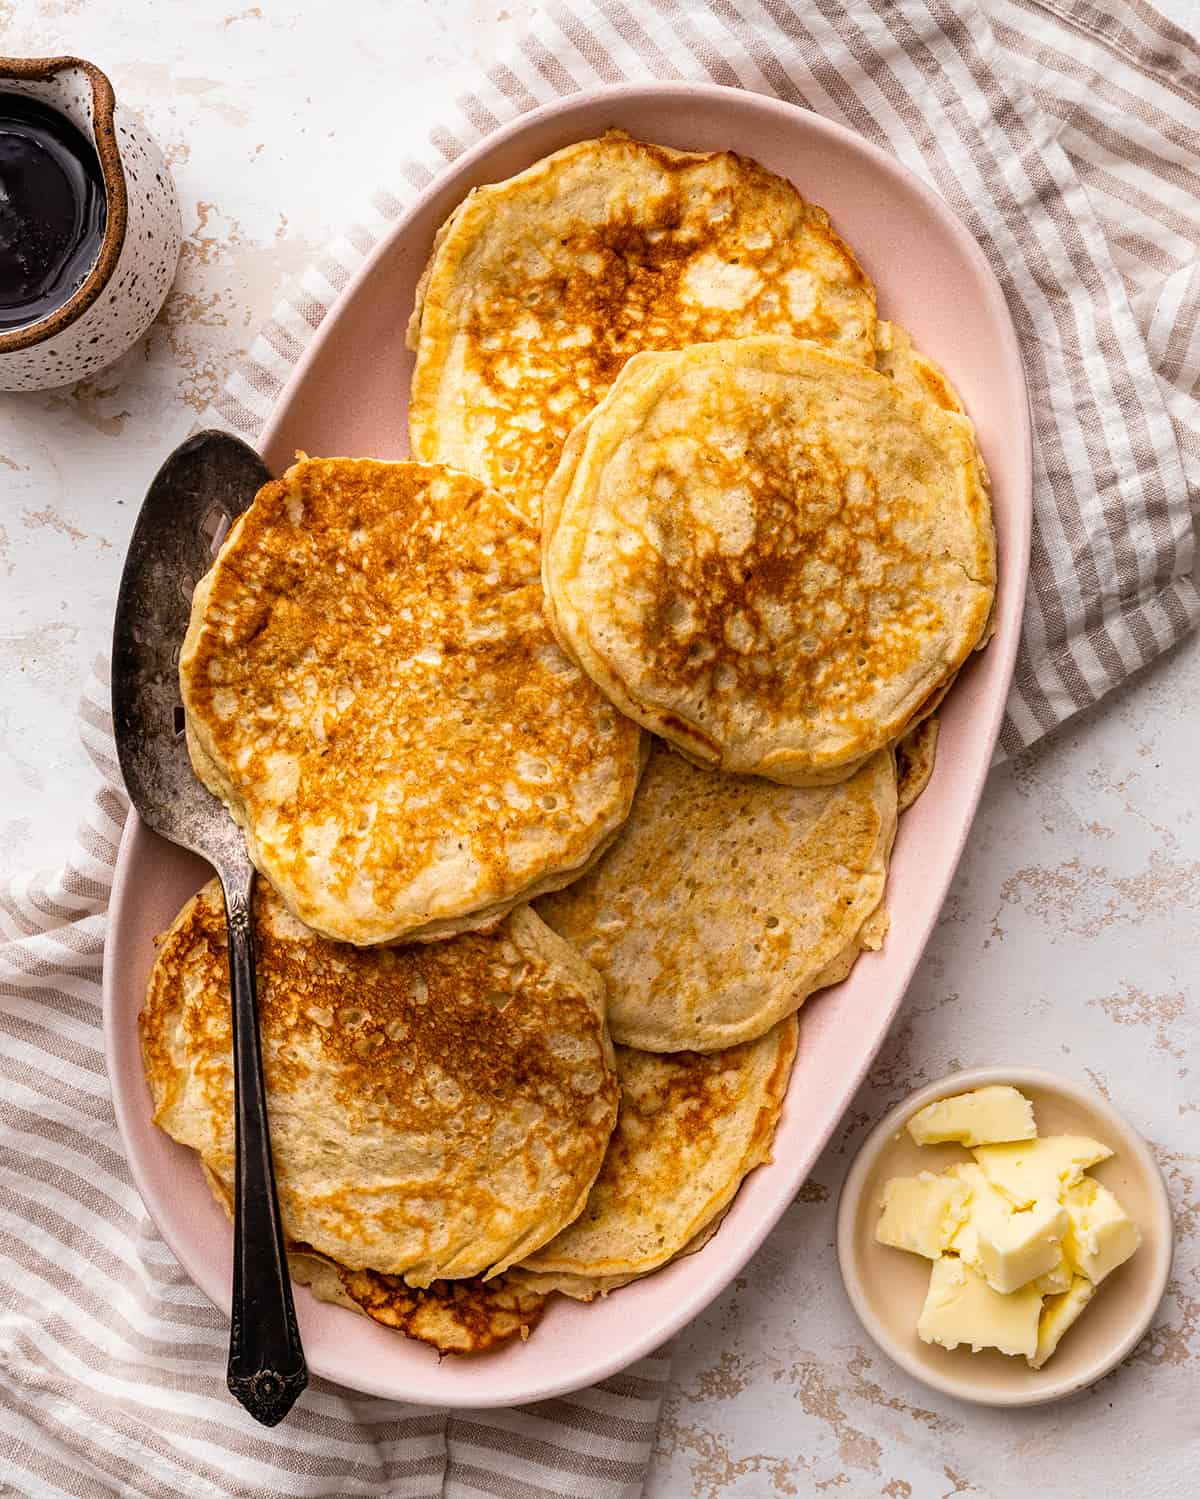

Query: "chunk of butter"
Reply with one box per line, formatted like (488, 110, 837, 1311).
(945, 1161, 1017, 1266)
(1030, 1275, 1095, 1369)
(947, 1163, 1068, 1293)
(1034, 1252, 1074, 1296)
(917, 1256, 1042, 1358)
(972, 1135, 1113, 1208)
(907, 1085, 1037, 1148)
(876, 1172, 971, 1259)
(975, 1197, 1069, 1295)
(1061, 1177, 1141, 1284)
(874, 1086, 1141, 1372)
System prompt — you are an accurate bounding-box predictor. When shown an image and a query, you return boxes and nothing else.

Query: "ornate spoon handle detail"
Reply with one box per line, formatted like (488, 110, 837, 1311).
(220, 865, 307, 1426)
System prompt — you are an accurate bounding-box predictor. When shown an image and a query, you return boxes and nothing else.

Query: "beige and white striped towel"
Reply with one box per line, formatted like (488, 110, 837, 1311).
(3, 2, 1198, 1495)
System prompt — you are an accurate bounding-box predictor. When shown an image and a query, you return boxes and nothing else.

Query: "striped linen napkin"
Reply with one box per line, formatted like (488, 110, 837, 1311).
(2, 2, 1197, 1495)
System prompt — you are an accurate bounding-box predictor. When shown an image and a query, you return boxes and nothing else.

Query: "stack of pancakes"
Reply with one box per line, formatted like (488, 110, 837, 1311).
(142, 132, 995, 1354)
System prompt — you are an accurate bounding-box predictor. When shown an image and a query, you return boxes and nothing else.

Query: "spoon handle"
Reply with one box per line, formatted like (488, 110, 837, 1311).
(220, 868, 307, 1426)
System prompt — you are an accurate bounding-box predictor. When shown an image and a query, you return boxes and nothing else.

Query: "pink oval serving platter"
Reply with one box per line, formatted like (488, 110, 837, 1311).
(103, 81, 1031, 1408)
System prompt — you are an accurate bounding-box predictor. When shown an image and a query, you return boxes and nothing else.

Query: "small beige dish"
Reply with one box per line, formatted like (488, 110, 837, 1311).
(837, 1066, 1172, 1406)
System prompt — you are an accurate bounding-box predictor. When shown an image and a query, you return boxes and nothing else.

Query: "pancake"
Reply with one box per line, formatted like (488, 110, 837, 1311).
(876, 320, 987, 799)
(896, 715, 939, 811)
(512, 1181, 729, 1304)
(180, 455, 644, 946)
(407, 130, 876, 520)
(874, 319, 966, 416)
(140, 879, 618, 1286)
(513, 1019, 798, 1299)
(291, 1253, 545, 1355)
(537, 742, 896, 1052)
(542, 335, 995, 785)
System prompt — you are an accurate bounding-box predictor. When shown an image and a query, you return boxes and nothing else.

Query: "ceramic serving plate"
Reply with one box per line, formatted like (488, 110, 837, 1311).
(103, 82, 1032, 1408)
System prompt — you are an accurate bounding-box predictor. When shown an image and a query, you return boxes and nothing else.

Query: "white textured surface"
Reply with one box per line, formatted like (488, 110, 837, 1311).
(1, 3, 1196, 1494)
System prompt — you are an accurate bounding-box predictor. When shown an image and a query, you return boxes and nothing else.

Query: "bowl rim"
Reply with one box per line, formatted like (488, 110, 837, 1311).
(835, 1064, 1175, 1408)
(105, 79, 1033, 1407)
(0, 55, 129, 352)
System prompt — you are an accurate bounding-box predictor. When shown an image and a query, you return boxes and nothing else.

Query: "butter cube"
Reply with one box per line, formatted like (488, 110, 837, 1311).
(876, 1172, 971, 1259)
(972, 1135, 1113, 1208)
(907, 1085, 1037, 1148)
(945, 1162, 1016, 1265)
(974, 1197, 1068, 1294)
(917, 1256, 1042, 1358)
(948, 1163, 1068, 1292)
(1029, 1275, 1095, 1369)
(1061, 1177, 1141, 1284)
(1034, 1251, 1074, 1296)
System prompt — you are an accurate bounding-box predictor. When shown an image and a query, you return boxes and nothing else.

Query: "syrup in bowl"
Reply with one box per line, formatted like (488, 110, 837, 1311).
(0, 92, 107, 332)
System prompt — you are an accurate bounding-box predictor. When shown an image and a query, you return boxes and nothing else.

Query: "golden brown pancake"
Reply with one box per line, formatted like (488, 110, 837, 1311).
(291, 1252, 546, 1354)
(538, 741, 896, 1052)
(875, 320, 966, 415)
(514, 1019, 798, 1299)
(140, 880, 618, 1285)
(875, 319, 990, 787)
(180, 455, 644, 945)
(542, 336, 995, 785)
(408, 130, 876, 520)
(896, 716, 939, 811)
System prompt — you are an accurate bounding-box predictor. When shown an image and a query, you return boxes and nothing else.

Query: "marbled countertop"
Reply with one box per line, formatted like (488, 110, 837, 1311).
(2, 4, 1196, 1495)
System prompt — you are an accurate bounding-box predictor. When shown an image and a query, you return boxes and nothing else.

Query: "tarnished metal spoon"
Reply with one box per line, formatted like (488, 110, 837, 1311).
(112, 430, 307, 1427)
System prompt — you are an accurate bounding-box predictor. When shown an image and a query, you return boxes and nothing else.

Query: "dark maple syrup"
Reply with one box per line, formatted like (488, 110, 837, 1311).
(0, 92, 107, 332)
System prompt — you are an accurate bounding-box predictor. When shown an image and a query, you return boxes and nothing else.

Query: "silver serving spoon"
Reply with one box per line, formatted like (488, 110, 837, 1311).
(111, 430, 307, 1426)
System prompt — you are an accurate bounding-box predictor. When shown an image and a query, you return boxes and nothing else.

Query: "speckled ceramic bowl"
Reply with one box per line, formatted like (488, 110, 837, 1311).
(0, 56, 180, 391)
(837, 1066, 1174, 1406)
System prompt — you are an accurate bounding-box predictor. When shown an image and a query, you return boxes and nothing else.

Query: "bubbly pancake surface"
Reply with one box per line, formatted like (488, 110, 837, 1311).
(180, 456, 643, 945)
(538, 743, 896, 1052)
(515, 1019, 798, 1297)
(140, 880, 618, 1285)
(408, 131, 876, 519)
(543, 336, 995, 784)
